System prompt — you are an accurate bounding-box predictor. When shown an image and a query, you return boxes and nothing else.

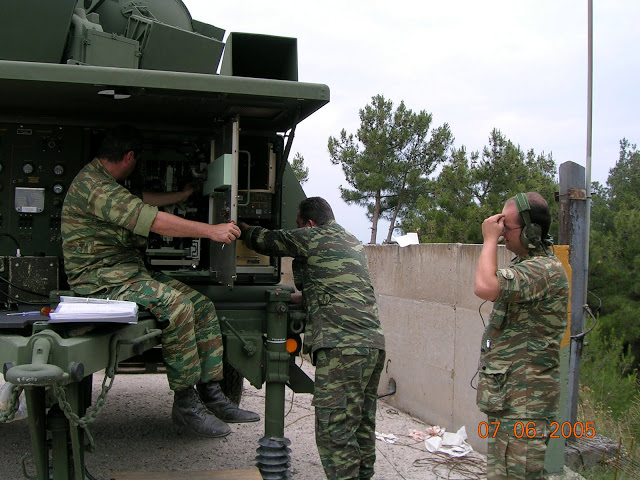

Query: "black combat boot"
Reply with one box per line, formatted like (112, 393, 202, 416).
(197, 381, 260, 423)
(172, 386, 231, 437)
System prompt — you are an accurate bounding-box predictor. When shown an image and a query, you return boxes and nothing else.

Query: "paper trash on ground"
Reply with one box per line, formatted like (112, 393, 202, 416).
(48, 296, 138, 324)
(375, 431, 398, 444)
(425, 426, 473, 457)
(392, 232, 419, 247)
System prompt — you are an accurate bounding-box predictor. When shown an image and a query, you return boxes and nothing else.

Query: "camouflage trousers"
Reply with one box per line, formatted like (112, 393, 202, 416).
(313, 347, 385, 480)
(486, 416, 550, 479)
(96, 271, 223, 390)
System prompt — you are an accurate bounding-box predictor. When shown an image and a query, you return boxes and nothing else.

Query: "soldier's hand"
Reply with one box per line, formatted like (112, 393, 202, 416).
(481, 213, 505, 243)
(237, 222, 252, 239)
(183, 181, 202, 197)
(211, 222, 241, 244)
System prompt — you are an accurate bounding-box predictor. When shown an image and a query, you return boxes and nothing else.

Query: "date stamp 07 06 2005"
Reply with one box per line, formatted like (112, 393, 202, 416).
(478, 421, 596, 439)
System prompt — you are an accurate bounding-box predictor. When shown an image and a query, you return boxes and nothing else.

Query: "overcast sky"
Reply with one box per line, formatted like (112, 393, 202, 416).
(184, 0, 639, 243)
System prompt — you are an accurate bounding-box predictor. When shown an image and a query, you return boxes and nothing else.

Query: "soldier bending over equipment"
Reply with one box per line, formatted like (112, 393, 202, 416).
(240, 197, 386, 480)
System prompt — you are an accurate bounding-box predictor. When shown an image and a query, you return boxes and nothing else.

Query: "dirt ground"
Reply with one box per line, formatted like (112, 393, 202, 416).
(1, 360, 583, 480)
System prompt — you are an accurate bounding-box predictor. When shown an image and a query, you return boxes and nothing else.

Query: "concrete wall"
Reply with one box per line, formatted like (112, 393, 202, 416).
(364, 243, 513, 453)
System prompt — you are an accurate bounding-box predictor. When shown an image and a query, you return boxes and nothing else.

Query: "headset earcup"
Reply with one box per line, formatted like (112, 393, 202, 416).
(515, 193, 543, 249)
(521, 223, 542, 249)
(520, 228, 529, 249)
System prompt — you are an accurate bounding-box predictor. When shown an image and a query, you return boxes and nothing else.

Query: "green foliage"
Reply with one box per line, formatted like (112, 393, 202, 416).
(580, 325, 639, 417)
(401, 128, 558, 243)
(607, 138, 640, 209)
(578, 324, 640, 480)
(328, 94, 452, 243)
(580, 463, 640, 480)
(578, 383, 640, 480)
(290, 152, 309, 185)
(578, 139, 640, 480)
(587, 140, 640, 359)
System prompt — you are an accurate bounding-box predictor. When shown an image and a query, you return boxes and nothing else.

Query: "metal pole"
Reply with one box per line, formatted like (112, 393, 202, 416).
(584, 0, 593, 320)
(567, 0, 594, 425)
(561, 163, 587, 425)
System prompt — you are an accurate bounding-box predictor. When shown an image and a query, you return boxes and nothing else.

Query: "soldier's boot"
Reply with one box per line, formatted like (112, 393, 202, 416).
(197, 381, 260, 423)
(172, 386, 231, 437)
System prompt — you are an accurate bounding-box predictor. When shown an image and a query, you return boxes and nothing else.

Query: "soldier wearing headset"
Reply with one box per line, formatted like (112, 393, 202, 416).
(474, 192, 569, 480)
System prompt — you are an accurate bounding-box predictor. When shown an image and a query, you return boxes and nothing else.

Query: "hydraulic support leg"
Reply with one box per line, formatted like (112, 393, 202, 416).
(257, 290, 292, 480)
(48, 405, 71, 478)
(24, 387, 48, 480)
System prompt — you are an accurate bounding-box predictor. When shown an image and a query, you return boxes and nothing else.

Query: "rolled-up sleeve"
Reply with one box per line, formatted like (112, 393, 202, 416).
(496, 262, 548, 304)
(89, 180, 158, 238)
(134, 204, 159, 236)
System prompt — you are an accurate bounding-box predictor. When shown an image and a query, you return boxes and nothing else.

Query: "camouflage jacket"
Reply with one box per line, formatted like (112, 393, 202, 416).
(244, 221, 385, 354)
(476, 249, 569, 419)
(61, 158, 158, 294)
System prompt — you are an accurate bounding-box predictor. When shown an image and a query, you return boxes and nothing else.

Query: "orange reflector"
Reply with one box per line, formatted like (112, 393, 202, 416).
(40, 307, 53, 317)
(285, 338, 298, 353)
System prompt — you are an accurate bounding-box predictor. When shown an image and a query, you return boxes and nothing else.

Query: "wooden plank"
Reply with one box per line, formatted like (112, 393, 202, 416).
(110, 468, 263, 480)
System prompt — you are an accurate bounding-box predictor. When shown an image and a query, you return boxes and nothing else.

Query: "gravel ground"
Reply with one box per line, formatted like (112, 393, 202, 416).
(1, 361, 582, 480)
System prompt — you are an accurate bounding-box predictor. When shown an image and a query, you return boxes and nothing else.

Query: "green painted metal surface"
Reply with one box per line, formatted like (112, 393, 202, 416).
(0, 1, 327, 478)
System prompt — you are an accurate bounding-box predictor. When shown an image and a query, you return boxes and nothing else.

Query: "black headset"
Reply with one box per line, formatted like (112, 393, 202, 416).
(514, 193, 542, 249)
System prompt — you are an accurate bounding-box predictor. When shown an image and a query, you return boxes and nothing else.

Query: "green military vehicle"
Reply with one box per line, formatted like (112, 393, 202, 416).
(0, 1, 329, 478)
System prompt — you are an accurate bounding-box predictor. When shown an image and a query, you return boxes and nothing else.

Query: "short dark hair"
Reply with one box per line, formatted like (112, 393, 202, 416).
(298, 197, 335, 226)
(97, 125, 144, 163)
(527, 192, 551, 239)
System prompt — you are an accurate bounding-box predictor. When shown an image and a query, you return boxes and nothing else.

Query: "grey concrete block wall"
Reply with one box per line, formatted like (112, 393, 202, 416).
(364, 243, 512, 453)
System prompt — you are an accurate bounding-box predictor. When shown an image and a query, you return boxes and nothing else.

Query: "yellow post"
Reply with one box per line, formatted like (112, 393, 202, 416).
(546, 245, 572, 473)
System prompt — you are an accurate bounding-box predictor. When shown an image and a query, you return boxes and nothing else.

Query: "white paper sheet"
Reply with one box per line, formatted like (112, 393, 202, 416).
(48, 296, 138, 324)
(392, 232, 419, 247)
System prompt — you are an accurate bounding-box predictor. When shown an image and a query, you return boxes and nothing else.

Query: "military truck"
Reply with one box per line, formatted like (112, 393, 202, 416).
(0, 1, 329, 479)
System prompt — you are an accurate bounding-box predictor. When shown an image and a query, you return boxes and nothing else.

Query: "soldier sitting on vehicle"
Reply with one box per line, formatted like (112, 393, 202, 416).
(61, 125, 259, 438)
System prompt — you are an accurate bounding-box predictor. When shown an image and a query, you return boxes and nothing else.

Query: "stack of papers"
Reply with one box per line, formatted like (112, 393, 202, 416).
(48, 296, 138, 324)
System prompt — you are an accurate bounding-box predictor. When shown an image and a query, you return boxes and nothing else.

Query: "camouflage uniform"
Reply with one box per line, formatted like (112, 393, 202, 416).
(244, 221, 385, 480)
(476, 249, 569, 479)
(62, 158, 223, 390)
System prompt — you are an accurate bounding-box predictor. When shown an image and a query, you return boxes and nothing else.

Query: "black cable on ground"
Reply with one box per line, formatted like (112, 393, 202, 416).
(412, 452, 487, 480)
